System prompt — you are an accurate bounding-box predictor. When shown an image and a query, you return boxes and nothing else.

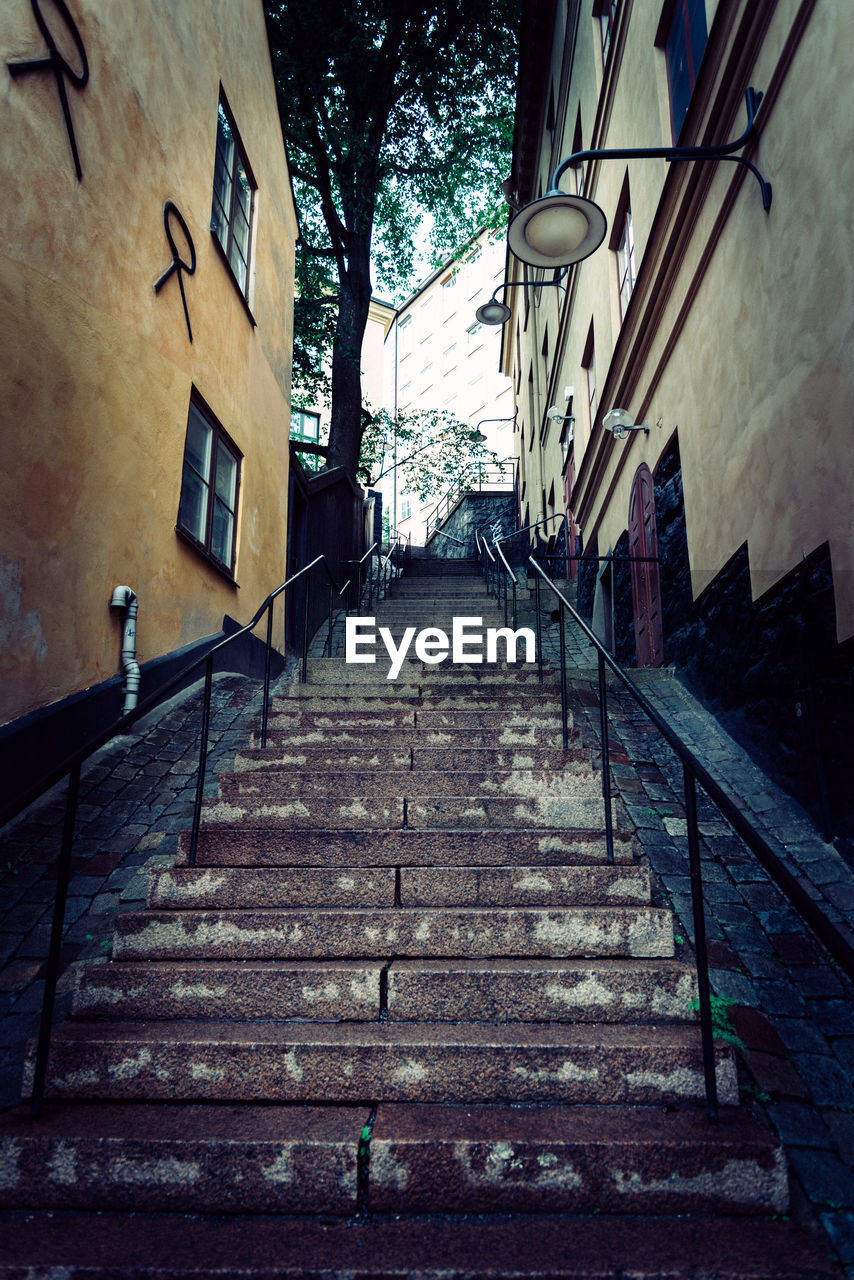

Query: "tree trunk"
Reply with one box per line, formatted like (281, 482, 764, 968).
(325, 236, 373, 482)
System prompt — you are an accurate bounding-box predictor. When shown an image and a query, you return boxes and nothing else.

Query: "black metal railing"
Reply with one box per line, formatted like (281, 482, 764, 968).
(3, 550, 368, 1116)
(424, 459, 516, 543)
(515, 554, 854, 1120)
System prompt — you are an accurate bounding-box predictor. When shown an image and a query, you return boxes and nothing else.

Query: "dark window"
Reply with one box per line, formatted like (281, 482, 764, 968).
(178, 396, 241, 575)
(596, 0, 619, 62)
(211, 92, 255, 298)
(665, 0, 708, 138)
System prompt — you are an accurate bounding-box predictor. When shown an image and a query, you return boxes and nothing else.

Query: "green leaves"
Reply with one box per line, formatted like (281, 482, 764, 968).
(359, 407, 500, 503)
(265, 0, 521, 479)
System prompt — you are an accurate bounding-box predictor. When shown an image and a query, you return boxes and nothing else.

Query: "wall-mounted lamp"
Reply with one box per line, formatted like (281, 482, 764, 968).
(603, 408, 649, 440)
(546, 406, 574, 424)
(475, 268, 568, 326)
(508, 88, 772, 269)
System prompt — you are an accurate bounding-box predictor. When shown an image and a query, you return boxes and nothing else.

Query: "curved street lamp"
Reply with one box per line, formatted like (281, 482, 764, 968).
(475, 268, 568, 326)
(508, 87, 772, 270)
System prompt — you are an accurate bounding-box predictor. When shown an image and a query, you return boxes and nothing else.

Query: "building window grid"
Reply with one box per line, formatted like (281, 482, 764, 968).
(178, 397, 241, 576)
(211, 96, 255, 298)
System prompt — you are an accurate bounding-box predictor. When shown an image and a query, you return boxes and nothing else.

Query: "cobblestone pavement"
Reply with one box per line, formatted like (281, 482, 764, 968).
(1, 586, 853, 1274)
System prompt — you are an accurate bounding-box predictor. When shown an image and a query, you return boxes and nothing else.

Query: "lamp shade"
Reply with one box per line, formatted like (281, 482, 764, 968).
(508, 191, 607, 268)
(475, 298, 512, 326)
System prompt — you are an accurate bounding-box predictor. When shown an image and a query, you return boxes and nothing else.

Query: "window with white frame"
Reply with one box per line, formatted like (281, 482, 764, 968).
(211, 92, 255, 300)
(177, 394, 241, 576)
(614, 201, 636, 321)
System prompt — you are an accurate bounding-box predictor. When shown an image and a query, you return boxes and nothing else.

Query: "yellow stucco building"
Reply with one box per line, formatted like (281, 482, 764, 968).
(504, 0, 854, 833)
(0, 0, 298, 800)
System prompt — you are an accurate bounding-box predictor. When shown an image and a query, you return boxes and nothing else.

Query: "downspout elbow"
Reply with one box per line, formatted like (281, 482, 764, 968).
(109, 586, 140, 716)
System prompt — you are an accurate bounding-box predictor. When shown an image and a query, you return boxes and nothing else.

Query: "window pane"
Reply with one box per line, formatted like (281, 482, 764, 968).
(186, 406, 212, 476)
(211, 498, 234, 565)
(215, 444, 238, 508)
(180, 463, 208, 543)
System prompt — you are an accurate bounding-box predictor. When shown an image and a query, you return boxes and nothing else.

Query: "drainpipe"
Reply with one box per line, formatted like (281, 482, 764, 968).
(109, 585, 140, 716)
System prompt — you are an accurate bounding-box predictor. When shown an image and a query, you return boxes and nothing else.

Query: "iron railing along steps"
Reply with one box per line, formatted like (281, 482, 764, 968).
(3, 560, 802, 1264)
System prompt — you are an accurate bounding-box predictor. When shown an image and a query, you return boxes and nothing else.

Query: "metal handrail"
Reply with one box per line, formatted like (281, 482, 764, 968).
(424, 458, 516, 542)
(528, 555, 854, 1121)
(17, 548, 349, 1116)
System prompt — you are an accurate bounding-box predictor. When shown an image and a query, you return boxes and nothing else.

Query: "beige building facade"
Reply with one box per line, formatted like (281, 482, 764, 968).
(505, 0, 854, 831)
(384, 232, 517, 545)
(0, 0, 297, 796)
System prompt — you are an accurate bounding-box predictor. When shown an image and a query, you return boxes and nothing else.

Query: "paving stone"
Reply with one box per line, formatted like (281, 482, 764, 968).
(791, 1054, 854, 1108)
(789, 1147, 854, 1207)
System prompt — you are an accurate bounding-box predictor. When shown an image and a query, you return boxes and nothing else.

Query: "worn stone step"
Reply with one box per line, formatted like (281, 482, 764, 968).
(147, 866, 398, 909)
(233, 745, 589, 773)
(147, 864, 648, 910)
(111, 904, 673, 961)
(180, 826, 635, 868)
(29, 1021, 737, 1106)
(0, 1211, 836, 1278)
(397, 864, 650, 906)
(235, 745, 413, 771)
(367, 1103, 787, 1215)
(218, 766, 601, 803)
(0, 1102, 367, 1213)
(72, 960, 382, 1021)
(280, 685, 561, 702)
(252, 726, 574, 750)
(386, 957, 696, 1023)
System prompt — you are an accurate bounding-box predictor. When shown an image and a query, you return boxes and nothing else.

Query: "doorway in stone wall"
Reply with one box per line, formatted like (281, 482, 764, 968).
(628, 462, 664, 666)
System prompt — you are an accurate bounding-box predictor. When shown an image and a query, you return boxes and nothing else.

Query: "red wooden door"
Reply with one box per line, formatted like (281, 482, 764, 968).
(628, 464, 664, 666)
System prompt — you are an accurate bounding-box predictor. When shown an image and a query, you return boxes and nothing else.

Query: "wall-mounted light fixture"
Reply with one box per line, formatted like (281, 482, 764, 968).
(475, 268, 568, 326)
(603, 408, 649, 440)
(508, 88, 772, 269)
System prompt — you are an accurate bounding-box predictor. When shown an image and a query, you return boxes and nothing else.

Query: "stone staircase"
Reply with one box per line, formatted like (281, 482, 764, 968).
(0, 561, 840, 1276)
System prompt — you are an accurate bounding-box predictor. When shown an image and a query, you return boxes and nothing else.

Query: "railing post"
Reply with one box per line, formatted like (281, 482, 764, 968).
(30, 759, 80, 1115)
(512, 580, 517, 630)
(326, 581, 334, 657)
(684, 764, 720, 1122)
(301, 572, 311, 684)
(261, 600, 273, 749)
(189, 653, 214, 869)
(558, 599, 569, 749)
(534, 574, 543, 684)
(597, 651, 614, 863)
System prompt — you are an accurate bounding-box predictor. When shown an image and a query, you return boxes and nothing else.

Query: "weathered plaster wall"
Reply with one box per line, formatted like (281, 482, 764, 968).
(0, 0, 297, 727)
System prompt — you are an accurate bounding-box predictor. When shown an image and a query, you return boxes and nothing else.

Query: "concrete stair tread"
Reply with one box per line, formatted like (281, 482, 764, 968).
(111, 903, 673, 961)
(0, 1101, 367, 1214)
(4, 1213, 834, 1277)
(72, 956, 697, 1024)
(199, 793, 623, 831)
(219, 766, 602, 798)
(32, 1019, 738, 1106)
(72, 958, 383, 1021)
(0, 1102, 786, 1219)
(234, 746, 590, 770)
(367, 1102, 787, 1215)
(179, 827, 636, 866)
(147, 863, 651, 908)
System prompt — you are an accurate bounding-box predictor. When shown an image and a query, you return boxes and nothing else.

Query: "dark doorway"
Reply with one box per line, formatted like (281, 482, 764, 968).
(628, 462, 664, 666)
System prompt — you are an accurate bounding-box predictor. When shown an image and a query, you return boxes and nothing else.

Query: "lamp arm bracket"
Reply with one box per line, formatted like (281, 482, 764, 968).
(494, 266, 568, 302)
(550, 87, 770, 210)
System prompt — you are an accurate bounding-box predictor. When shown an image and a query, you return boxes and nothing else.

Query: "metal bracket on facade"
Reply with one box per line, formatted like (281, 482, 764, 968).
(552, 87, 772, 211)
(155, 202, 197, 343)
(8, 0, 89, 182)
